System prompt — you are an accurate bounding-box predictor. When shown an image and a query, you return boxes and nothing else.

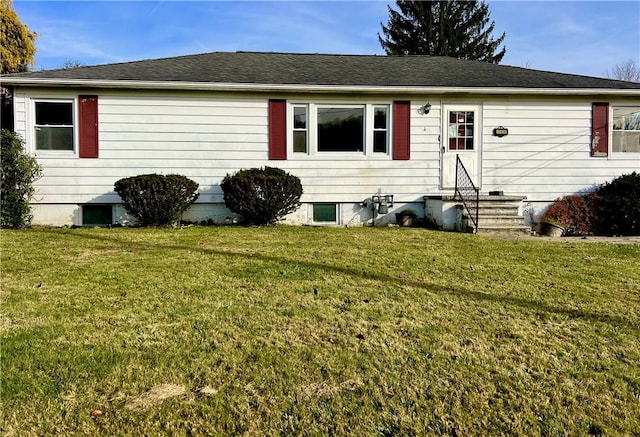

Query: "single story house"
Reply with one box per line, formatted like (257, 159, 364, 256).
(1, 51, 639, 230)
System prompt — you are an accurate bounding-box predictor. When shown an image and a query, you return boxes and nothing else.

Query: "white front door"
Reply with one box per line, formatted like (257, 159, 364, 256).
(441, 104, 481, 189)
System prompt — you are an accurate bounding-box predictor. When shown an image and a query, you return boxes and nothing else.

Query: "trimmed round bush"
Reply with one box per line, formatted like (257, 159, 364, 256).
(114, 174, 199, 226)
(592, 171, 640, 236)
(1, 129, 42, 228)
(221, 167, 302, 225)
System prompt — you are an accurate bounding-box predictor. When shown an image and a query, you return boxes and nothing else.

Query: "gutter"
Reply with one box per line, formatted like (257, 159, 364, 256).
(1, 78, 640, 97)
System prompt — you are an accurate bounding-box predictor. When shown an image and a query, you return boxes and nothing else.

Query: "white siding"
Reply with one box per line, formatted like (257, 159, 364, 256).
(12, 87, 639, 226)
(482, 99, 640, 201)
(17, 89, 440, 208)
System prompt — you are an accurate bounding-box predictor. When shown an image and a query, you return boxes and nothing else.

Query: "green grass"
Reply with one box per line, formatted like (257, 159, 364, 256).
(1, 226, 639, 436)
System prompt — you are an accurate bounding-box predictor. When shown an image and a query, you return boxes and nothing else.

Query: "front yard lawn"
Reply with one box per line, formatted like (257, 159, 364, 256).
(1, 226, 639, 435)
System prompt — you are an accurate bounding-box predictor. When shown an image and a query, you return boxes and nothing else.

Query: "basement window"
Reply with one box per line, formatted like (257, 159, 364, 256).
(313, 203, 338, 224)
(82, 205, 112, 226)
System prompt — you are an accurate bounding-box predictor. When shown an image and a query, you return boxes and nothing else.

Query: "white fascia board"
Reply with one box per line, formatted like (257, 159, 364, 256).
(2, 78, 640, 97)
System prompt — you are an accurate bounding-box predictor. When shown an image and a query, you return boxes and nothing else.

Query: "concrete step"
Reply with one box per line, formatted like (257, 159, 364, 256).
(476, 207, 521, 215)
(476, 225, 532, 235)
(477, 195, 526, 202)
(443, 193, 529, 234)
(475, 215, 528, 226)
(476, 201, 523, 208)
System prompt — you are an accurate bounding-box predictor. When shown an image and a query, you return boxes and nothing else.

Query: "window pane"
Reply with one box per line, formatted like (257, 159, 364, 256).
(373, 131, 387, 153)
(466, 138, 474, 150)
(36, 102, 73, 125)
(83, 205, 112, 225)
(448, 110, 474, 151)
(374, 107, 387, 129)
(466, 112, 474, 123)
(294, 106, 307, 129)
(613, 108, 640, 130)
(613, 131, 640, 153)
(317, 107, 364, 152)
(293, 131, 307, 153)
(35, 126, 74, 150)
(313, 204, 337, 222)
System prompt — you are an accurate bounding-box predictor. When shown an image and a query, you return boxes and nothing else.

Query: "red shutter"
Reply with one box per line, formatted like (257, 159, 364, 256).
(393, 101, 410, 160)
(79, 95, 99, 158)
(591, 102, 609, 157)
(268, 99, 287, 160)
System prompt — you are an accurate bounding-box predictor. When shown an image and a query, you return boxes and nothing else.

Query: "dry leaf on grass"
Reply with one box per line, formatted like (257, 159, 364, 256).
(124, 384, 186, 411)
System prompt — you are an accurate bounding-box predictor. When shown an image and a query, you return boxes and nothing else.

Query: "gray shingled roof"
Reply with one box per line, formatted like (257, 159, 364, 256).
(3, 51, 640, 90)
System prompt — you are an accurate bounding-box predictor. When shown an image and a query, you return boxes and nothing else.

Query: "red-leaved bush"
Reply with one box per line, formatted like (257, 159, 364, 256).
(539, 194, 599, 236)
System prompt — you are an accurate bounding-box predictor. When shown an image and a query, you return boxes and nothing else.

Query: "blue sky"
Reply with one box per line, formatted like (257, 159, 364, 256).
(13, 0, 640, 79)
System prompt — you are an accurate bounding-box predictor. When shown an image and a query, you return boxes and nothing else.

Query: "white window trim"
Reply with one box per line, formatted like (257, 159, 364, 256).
(288, 102, 392, 159)
(310, 203, 341, 225)
(372, 105, 390, 154)
(29, 98, 78, 157)
(610, 105, 640, 156)
(292, 104, 309, 154)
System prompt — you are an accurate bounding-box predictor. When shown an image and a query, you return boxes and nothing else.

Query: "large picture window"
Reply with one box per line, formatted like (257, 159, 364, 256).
(289, 103, 392, 156)
(612, 107, 640, 153)
(35, 101, 74, 151)
(317, 107, 364, 152)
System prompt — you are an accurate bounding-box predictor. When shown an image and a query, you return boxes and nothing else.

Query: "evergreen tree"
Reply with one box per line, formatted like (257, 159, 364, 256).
(379, 0, 506, 64)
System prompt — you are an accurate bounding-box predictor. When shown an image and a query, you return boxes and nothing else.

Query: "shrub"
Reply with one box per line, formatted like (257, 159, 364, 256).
(1, 129, 42, 228)
(114, 174, 199, 226)
(591, 172, 640, 236)
(221, 167, 302, 225)
(539, 194, 598, 236)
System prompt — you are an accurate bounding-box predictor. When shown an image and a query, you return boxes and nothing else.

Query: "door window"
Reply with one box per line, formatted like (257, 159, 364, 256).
(448, 111, 474, 150)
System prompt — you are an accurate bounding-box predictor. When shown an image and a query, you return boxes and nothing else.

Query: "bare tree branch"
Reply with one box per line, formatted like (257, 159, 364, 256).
(605, 58, 640, 83)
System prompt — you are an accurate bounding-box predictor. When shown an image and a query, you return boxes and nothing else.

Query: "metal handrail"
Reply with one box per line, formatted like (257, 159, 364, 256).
(454, 154, 479, 233)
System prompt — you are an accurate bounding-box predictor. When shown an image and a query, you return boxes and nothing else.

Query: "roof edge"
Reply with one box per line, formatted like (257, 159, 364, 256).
(3, 78, 640, 97)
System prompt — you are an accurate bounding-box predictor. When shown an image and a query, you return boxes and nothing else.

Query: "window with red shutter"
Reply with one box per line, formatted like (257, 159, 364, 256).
(79, 95, 99, 158)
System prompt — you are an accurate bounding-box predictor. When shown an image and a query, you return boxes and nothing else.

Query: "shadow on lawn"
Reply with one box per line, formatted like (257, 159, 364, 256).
(57, 229, 638, 333)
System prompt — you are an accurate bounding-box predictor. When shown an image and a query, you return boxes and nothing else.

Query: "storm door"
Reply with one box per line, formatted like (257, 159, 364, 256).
(441, 105, 481, 189)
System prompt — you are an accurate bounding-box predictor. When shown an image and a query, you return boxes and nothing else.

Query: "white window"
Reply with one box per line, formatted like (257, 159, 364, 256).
(290, 103, 391, 156)
(373, 105, 389, 153)
(612, 107, 640, 153)
(293, 105, 308, 153)
(34, 100, 75, 151)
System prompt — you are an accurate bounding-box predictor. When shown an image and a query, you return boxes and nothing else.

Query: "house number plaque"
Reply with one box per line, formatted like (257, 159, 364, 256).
(493, 127, 509, 137)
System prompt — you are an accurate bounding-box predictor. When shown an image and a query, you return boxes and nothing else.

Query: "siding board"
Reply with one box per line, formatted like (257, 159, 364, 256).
(11, 90, 639, 222)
